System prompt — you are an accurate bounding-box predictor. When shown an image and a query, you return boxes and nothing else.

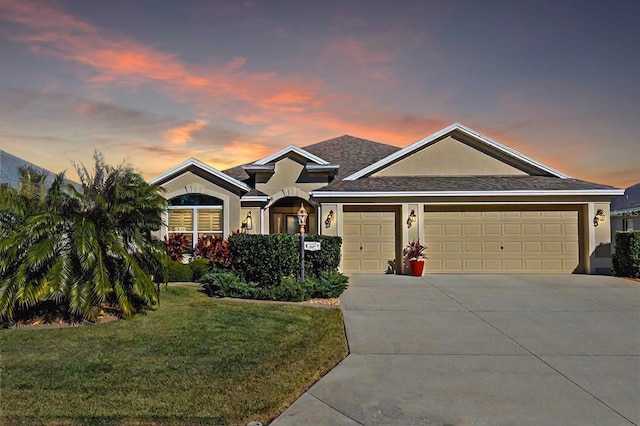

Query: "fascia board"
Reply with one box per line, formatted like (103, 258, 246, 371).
(149, 158, 251, 192)
(254, 145, 329, 166)
(610, 207, 640, 216)
(344, 123, 572, 181)
(240, 195, 270, 201)
(310, 189, 626, 198)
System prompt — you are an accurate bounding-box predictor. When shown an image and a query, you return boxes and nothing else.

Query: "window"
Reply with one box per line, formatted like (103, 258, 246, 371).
(167, 195, 223, 250)
(623, 218, 634, 231)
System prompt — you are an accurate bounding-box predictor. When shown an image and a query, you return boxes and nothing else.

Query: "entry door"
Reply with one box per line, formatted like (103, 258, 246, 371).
(343, 211, 397, 273)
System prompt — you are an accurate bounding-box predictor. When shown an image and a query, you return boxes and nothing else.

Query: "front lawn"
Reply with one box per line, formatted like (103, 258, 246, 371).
(0, 286, 348, 425)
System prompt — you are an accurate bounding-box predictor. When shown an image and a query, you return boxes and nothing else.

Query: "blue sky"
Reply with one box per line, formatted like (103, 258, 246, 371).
(0, 0, 638, 186)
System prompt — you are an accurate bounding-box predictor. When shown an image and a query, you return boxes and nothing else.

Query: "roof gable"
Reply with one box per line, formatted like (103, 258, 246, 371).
(611, 182, 640, 214)
(149, 158, 251, 193)
(253, 145, 329, 166)
(345, 123, 571, 181)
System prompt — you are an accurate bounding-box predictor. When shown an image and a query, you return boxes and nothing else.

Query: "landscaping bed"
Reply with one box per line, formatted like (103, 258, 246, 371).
(0, 286, 348, 425)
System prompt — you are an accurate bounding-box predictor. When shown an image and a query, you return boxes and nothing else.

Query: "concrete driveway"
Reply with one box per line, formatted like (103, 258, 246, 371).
(272, 274, 640, 425)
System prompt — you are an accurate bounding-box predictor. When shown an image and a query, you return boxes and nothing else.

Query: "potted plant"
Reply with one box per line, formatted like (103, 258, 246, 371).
(405, 239, 427, 277)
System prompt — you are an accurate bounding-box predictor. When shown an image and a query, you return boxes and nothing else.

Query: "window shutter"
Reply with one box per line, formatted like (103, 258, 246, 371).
(168, 209, 193, 231)
(197, 209, 223, 232)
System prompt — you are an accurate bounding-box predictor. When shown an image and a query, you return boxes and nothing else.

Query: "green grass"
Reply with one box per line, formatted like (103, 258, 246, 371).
(0, 286, 348, 425)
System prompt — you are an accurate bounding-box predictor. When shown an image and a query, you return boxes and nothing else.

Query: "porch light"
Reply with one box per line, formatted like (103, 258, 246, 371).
(297, 204, 308, 282)
(241, 211, 253, 232)
(297, 204, 308, 233)
(407, 209, 417, 228)
(324, 209, 334, 228)
(593, 209, 606, 227)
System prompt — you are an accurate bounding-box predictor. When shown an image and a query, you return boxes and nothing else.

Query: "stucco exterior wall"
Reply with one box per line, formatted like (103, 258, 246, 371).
(373, 136, 528, 177)
(255, 157, 329, 196)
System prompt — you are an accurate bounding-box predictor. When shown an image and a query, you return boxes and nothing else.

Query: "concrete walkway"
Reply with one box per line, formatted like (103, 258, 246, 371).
(272, 274, 640, 425)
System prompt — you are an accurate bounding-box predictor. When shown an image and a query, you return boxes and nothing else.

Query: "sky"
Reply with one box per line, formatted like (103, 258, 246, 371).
(0, 0, 638, 188)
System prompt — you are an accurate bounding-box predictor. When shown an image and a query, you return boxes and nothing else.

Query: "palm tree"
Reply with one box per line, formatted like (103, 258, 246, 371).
(0, 153, 168, 322)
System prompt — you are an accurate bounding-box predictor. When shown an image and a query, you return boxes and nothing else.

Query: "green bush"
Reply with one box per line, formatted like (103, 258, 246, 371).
(304, 235, 342, 277)
(198, 270, 349, 302)
(229, 234, 299, 287)
(167, 260, 193, 282)
(308, 270, 349, 298)
(189, 258, 211, 281)
(198, 272, 259, 299)
(612, 231, 640, 278)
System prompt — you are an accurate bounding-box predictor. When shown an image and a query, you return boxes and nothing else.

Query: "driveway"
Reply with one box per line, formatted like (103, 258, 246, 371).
(272, 274, 640, 425)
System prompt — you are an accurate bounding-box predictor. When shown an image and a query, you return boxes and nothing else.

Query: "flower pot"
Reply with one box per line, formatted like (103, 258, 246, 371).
(409, 259, 425, 277)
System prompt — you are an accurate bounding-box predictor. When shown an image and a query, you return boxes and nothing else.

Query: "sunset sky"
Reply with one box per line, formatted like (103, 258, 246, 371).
(0, 0, 638, 187)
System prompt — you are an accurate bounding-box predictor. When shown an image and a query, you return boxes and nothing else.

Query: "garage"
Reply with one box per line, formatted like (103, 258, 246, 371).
(424, 206, 580, 273)
(342, 210, 398, 273)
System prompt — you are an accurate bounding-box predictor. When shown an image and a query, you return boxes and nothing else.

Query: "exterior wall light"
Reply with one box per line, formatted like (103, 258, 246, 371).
(241, 211, 253, 232)
(324, 209, 334, 228)
(407, 209, 417, 228)
(593, 209, 606, 227)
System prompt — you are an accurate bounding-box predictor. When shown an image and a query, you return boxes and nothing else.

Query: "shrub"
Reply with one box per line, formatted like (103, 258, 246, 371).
(163, 233, 190, 261)
(229, 234, 299, 287)
(194, 235, 232, 268)
(198, 272, 259, 299)
(308, 270, 349, 299)
(167, 260, 193, 282)
(189, 258, 211, 281)
(612, 231, 640, 278)
(304, 235, 342, 277)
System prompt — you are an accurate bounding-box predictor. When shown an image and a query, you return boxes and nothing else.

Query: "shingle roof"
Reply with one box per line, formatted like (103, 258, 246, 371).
(222, 135, 400, 184)
(313, 176, 619, 193)
(611, 183, 640, 213)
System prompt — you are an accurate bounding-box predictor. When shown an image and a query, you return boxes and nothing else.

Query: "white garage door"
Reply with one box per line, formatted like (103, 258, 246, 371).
(424, 207, 580, 273)
(343, 211, 396, 273)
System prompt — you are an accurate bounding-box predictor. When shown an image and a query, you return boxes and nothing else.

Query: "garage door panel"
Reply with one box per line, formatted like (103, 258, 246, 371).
(425, 208, 579, 273)
(343, 211, 396, 274)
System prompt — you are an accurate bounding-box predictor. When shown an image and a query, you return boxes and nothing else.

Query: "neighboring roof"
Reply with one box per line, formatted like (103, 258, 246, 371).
(344, 123, 571, 181)
(611, 183, 640, 215)
(0, 150, 60, 189)
(312, 176, 623, 197)
(223, 135, 400, 183)
(149, 158, 251, 192)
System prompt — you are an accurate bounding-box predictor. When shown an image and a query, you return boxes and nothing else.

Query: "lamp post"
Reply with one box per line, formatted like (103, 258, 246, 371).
(297, 203, 308, 282)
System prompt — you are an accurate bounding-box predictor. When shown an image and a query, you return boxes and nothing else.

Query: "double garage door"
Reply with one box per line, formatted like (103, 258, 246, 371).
(424, 207, 580, 273)
(342, 206, 580, 274)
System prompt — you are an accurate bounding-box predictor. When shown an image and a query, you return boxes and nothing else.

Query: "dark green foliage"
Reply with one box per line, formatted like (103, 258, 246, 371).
(229, 233, 299, 287)
(167, 260, 193, 282)
(307, 270, 349, 298)
(303, 235, 342, 276)
(198, 271, 260, 299)
(199, 270, 349, 301)
(612, 231, 640, 278)
(0, 152, 168, 322)
(189, 258, 211, 281)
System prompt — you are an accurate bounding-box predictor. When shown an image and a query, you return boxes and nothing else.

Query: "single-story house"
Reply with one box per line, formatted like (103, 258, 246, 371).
(150, 123, 624, 275)
(610, 183, 640, 251)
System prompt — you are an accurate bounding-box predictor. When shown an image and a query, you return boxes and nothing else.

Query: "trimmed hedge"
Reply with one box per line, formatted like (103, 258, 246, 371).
(228, 234, 342, 287)
(612, 231, 640, 278)
(166, 258, 212, 282)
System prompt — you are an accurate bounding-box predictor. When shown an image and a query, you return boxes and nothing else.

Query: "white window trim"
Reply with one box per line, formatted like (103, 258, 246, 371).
(167, 205, 224, 249)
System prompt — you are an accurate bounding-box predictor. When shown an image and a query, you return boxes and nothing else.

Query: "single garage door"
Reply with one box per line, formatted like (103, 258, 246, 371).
(424, 207, 580, 273)
(343, 211, 396, 273)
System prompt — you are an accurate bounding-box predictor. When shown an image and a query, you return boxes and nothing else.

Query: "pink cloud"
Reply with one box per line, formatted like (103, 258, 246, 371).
(165, 120, 208, 144)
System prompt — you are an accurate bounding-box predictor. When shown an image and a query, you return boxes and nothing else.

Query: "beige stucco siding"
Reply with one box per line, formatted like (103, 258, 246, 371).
(255, 157, 329, 196)
(373, 136, 528, 177)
